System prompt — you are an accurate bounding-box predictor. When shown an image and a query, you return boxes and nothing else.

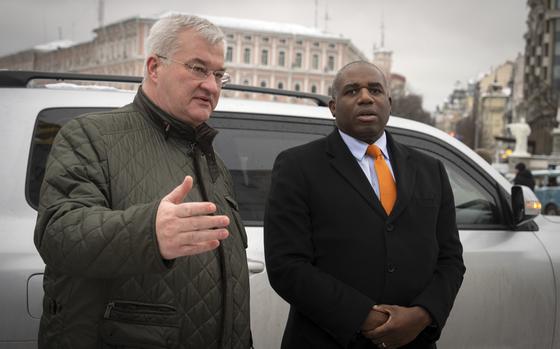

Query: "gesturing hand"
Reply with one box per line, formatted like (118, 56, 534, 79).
(156, 176, 230, 260)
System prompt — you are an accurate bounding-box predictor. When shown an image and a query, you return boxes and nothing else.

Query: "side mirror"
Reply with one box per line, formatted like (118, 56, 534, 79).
(511, 185, 541, 226)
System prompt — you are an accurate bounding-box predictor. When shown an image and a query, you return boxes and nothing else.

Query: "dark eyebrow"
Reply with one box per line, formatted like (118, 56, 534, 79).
(342, 82, 384, 90)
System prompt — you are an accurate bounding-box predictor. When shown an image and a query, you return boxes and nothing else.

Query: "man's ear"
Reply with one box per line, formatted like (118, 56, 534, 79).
(328, 99, 336, 118)
(146, 56, 159, 81)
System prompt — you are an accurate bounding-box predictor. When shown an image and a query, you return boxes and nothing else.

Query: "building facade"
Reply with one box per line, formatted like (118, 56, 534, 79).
(0, 14, 367, 97)
(523, 0, 560, 154)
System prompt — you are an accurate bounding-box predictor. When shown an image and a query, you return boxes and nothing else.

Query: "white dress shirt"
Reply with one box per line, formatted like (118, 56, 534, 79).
(338, 129, 395, 199)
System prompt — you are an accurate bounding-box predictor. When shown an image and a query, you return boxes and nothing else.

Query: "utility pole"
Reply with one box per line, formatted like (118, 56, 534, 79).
(314, 0, 319, 28)
(324, 3, 330, 32)
(98, 0, 105, 29)
(473, 81, 481, 149)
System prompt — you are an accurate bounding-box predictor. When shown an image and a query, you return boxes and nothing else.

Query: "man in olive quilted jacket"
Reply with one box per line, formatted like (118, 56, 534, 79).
(34, 14, 251, 349)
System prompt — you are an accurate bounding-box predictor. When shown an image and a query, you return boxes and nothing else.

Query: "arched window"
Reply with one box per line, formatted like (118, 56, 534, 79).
(312, 54, 319, 70)
(226, 46, 233, 62)
(244, 48, 251, 64)
(294, 52, 303, 68)
(278, 51, 285, 67)
(328, 55, 335, 71)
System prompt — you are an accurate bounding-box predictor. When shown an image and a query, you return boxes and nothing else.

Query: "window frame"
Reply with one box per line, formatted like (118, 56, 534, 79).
(388, 126, 517, 230)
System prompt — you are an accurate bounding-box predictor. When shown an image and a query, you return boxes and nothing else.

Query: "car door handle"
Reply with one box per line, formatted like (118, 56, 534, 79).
(247, 258, 265, 274)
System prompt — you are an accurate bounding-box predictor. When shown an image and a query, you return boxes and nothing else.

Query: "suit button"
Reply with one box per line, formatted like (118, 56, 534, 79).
(386, 223, 394, 232)
(388, 263, 396, 273)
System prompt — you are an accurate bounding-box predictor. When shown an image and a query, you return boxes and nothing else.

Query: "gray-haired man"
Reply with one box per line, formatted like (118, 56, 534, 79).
(34, 14, 251, 348)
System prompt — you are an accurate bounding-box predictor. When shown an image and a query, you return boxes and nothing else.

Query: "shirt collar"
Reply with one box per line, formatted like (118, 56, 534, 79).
(338, 129, 390, 160)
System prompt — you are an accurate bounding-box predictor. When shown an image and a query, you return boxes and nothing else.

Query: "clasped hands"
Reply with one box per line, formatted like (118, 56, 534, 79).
(155, 176, 230, 260)
(361, 305, 432, 349)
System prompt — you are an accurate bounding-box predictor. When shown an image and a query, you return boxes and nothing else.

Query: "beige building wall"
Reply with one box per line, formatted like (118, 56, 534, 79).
(479, 62, 514, 94)
(0, 14, 367, 96)
(479, 93, 508, 151)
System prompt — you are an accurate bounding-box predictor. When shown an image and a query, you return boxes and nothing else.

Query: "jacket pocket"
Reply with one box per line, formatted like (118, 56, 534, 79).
(225, 195, 248, 248)
(100, 300, 180, 349)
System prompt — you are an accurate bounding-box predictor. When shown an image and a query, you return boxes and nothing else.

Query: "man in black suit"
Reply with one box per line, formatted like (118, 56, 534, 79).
(264, 61, 465, 349)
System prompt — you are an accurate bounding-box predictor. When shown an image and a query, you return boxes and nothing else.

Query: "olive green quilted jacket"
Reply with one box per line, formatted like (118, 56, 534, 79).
(34, 89, 251, 349)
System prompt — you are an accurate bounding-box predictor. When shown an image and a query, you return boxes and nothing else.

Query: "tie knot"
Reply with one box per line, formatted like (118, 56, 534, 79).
(366, 144, 383, 159)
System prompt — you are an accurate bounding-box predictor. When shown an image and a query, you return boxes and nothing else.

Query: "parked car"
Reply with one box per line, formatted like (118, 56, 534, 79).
(533, 169, 560, 215)
(1, 71, 559, 349)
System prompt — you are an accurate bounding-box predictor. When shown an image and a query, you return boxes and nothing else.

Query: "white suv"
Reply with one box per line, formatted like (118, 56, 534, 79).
(1, 71, 560, 349)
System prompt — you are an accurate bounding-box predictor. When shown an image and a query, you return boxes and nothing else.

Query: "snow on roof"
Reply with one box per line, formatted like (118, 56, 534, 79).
(33, 40, 75, 52)
(154, 11, 344, 40)
(45, 82, 129, 92)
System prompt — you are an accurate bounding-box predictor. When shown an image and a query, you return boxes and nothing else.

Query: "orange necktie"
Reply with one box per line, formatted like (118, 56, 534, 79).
(366, 144, 397, 214)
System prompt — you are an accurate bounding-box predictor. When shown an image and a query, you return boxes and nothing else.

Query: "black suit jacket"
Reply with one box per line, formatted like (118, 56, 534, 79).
(264, 129, 465, 348)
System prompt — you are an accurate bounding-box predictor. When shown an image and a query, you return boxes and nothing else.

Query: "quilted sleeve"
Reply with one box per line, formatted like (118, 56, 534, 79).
(34, 117, 170, 278)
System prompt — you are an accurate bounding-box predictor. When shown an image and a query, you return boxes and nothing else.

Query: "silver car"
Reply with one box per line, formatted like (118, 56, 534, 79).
(1, 71, 559, 348)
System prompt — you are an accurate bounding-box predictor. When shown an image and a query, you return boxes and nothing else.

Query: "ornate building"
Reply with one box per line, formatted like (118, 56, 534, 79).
(0, 13, 367, 96)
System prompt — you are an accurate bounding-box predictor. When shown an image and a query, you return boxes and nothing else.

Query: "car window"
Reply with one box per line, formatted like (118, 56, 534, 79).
(391, 128, 504, 228)
(27, 107, 111, 208)
(210, 114, 334, 225)
(28, 110, 504, 227)
(439, 158, 499, 225)
(27, 109, 334, 224)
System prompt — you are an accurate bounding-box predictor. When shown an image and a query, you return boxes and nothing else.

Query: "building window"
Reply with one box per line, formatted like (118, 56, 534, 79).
(261, 49, 269, 65)
(294, 83, 301, 91)
(243, 79, 250, 85)
(260, 80, 267, 88)
(277, 82, 284, 89)
(313, 42, 320, 47)
(328, 55, 335, 71)
(226, 46, 233, 62)
(227, 34, 234, 40)
(278, 51, 286, 67)
(312, 54, 319, 70)
(294, 52, 303, 68)
(296, 40, 303, 45)
(328, 86, 332, 96)
(311, 84, 317, 93)
(244, 48, 251, 64)
(279, 38, 286, 44)
(244, 35, 252, 41)
(329, 43, 336, 49)
(262, 37, 270, 42)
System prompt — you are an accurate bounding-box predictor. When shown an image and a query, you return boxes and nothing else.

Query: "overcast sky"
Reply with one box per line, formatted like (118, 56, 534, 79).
(1, 0, 528, 112)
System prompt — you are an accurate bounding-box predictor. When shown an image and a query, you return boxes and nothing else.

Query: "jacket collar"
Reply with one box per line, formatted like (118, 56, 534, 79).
(134, 86, 218, 155)
(134, 86, 221, 183)
(326, 128, 414, 220)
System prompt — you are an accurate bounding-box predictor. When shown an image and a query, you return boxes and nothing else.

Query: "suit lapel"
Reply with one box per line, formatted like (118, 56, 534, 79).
(326, 130, 385, 215)
(386, 132, 416, 220)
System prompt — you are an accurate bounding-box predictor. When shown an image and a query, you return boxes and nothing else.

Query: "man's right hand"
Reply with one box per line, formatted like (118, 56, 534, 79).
(155, 176, 230, 260)
(361, 307, 389, 332)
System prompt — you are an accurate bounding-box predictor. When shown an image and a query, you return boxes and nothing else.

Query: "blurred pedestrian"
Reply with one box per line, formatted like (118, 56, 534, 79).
(513, 162, 535, 190)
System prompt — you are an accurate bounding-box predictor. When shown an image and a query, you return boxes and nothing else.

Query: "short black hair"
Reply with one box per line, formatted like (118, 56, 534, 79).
(330, 61, 388, 99)
(515, 162, 526, 171)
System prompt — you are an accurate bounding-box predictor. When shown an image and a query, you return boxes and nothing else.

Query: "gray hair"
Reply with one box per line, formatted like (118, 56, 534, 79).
(146, 14, 225, 59)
